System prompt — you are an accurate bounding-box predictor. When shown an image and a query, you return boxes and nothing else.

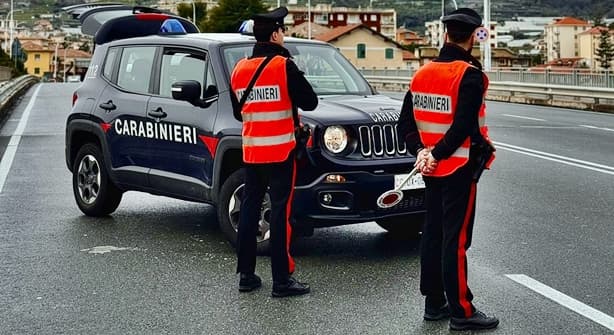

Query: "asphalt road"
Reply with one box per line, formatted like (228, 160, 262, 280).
(0, 84, 612, 334)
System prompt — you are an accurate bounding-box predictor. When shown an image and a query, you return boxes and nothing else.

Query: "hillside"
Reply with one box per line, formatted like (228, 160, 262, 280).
(11, 0, 614, 32)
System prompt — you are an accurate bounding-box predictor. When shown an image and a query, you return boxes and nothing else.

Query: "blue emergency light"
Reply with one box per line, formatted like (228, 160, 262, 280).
(159, 19, 187, 35)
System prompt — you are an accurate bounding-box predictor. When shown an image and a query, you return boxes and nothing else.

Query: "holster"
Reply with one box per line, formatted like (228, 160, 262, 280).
(470, 136, 495, 182)
(295, 125, 311, 161)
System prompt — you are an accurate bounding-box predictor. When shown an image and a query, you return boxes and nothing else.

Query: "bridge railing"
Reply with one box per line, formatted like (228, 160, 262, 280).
(360, 68, 614, 89)
(361, 70, 614, 113)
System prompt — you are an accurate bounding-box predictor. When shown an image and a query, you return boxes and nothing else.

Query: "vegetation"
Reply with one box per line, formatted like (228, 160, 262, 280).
(176, 2, 208, 31)
(0, 49, 26, 77)
(201, 0, 267, 33)
(595, 29, 614, 69)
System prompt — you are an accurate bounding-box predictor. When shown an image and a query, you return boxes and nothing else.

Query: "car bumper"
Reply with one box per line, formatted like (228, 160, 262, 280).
(292, 171, 425, 228)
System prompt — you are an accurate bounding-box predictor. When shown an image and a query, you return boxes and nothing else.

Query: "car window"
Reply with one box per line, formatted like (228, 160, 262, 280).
(159, 50, 207, 98)
(222, 43, 372, 96)
(116, 46, 156, 94)
(102, 47, 119, 80)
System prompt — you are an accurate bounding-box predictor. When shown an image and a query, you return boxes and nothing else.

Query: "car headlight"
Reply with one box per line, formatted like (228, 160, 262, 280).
(323, 126, 348, 154)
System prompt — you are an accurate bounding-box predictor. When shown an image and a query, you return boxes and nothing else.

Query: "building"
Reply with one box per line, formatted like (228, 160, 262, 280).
(544, 17, 591, 62)
(21, 40, 53, 77)
(286, 22, 330, 39)
(54, 48, 92, 80)
(396, 27, 426, 46)
(314, 24, 407, 70)
(416, 46, 528, 67)
(578, 27, 613, 70)
(287, 4, 397, 40)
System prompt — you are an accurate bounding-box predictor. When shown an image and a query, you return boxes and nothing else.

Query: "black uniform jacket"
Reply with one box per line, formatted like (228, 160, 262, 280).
(231, 42, 318, 124)
(397, 43, 485, 160)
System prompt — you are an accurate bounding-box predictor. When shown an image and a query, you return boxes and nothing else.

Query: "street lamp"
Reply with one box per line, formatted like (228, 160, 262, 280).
(483, 0, 491, 71)
(7, 6, 23, 58)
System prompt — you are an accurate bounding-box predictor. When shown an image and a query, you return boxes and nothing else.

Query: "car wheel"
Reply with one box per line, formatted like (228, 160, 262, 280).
(218, 168, 272, 255)
(72, 143, 122, 216)
(376, 214, 424, 238)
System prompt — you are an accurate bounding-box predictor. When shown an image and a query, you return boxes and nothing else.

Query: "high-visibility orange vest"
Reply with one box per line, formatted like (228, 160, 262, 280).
(231, 56, 295, 163)
(410, 60, 494, 177)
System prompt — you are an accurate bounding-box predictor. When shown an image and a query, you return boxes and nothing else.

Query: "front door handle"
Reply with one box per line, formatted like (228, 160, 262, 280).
(148, 108, 167, 119)
(99, 100, 116, 111)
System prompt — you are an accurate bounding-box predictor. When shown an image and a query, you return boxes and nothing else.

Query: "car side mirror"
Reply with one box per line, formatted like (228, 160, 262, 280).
(172, 80, 218, 108)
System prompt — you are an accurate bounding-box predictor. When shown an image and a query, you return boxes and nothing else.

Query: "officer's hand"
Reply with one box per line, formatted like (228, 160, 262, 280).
(421, 152, 438, 174)
(414, 148, 430, 168)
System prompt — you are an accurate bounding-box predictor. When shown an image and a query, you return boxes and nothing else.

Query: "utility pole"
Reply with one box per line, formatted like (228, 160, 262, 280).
(53, 43, 58, 80)
(9, 0, 13, 58)
(483, 0, 491, 71)
(307, 0, 311, 39)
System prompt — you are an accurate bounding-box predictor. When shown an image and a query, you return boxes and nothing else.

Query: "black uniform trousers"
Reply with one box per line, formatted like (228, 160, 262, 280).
(420, 162, 477, 319)
(236, 151, 296, 284)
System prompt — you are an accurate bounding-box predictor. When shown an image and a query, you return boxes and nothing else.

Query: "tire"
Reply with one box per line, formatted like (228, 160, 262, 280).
(217, 168, 272, 255)
(72, 143, 122, 216)
(376, 214, 424, 239)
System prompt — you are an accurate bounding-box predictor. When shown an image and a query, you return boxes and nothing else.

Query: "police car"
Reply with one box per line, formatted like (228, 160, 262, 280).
(64, 5, 426, 253)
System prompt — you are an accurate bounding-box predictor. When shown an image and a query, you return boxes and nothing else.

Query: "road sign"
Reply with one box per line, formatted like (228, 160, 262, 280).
(475, 27, 489, 43)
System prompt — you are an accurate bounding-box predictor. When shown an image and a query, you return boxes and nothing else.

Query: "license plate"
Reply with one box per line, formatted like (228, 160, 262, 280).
(394, 173, 425, 190)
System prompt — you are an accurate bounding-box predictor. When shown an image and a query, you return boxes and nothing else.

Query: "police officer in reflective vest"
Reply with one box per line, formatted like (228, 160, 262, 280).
(230, 7, 318, 297)
(397, 8, 499, 331)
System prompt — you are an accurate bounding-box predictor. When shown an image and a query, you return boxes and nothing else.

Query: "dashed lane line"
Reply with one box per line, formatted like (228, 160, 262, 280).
(580, 125, 614, 132)
(506, 274, 614, 331)
(502, 114, 546, 122)
(0, 84, 40, 193)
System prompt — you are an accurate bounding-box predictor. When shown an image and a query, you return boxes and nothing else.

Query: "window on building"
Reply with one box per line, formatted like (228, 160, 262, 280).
(34, 67, 40, 74)
(357, 44, 366, 59)
(370, 14, 377, 22)
(34, 54, 41, 61)
(385, 48, 393, 59)
(337, 14, 343, 21)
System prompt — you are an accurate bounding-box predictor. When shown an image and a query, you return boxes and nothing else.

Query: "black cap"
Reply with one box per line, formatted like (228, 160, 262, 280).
(253, 7, 288, 41)
(442, 8, 482, 31)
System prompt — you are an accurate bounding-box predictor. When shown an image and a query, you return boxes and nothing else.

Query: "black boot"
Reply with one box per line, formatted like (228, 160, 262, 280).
(238, 273, 262, 292)
(450, 310, 499, 331)
(272, 276, 310, 297)
(423, 295, 450, 321)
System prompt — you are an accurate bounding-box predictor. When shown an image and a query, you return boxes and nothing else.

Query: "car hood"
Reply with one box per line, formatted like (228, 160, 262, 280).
(300, 94, 403, 126)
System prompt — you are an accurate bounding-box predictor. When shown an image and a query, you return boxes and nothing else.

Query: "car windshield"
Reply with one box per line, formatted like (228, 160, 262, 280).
(222, 42, 373, 96)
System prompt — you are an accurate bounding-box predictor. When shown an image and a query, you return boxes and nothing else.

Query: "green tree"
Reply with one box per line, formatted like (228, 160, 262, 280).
(595, 28, 614, 69)
(177, 2, 208, 29)
(201, 0, 267, 33)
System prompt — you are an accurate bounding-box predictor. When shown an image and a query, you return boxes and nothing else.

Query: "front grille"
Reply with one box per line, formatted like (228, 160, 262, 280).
(358, 124, 408, 158)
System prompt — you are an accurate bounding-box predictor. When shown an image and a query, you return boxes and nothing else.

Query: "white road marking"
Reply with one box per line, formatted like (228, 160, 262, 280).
(80, 246, 143, 254)
(0, 85, 41, 193)
(502, 114, 546, 121)
(580, 125, 614, 132)
(506, 274, 614, 331)
(493, 141, 614, 176)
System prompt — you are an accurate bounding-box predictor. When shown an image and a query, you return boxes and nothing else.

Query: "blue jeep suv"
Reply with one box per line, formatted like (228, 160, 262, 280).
(64, 6, 425, 253)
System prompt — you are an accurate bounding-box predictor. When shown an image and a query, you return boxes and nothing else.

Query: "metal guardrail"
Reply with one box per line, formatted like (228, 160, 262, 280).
(363, 74, 614, 113)
(360, 68, 614, 89)
(0, 75, 40, 118)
